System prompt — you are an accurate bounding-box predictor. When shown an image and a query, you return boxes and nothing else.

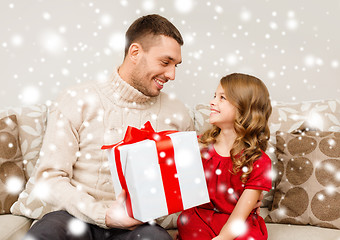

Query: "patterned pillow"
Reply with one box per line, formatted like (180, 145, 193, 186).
(10, 161, 55, 219)
(192, 104, 211, 135)
(0, 104, 48, 180)
(0, 115, 26, 214)
(265, 130, 340, 229)
(264, 99, 340, 207)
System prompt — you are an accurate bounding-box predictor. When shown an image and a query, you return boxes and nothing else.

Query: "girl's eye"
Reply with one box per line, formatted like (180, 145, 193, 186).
(221, 96, 226, 100)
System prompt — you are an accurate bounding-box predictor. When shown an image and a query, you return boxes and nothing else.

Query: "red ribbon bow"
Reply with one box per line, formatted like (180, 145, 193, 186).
(102, 121, 176, 150)
(102, 121, 184, 220)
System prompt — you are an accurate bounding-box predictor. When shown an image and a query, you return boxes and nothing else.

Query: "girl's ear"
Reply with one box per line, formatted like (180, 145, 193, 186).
(128, 43, 142, 63)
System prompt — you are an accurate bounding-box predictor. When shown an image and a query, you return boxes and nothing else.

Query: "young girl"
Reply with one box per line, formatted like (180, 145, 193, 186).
(177, 73, 272, 240)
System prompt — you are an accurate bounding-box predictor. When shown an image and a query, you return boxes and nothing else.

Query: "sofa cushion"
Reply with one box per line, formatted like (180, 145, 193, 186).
(0, 214, 33, 240)
(257, 207, 340, 240)
(266, 222, 340, 240)
(156, 212, 180, 230)
(0, 115, 26, 214)
(0, 104, 48, 180)
(266, 130, 340, 230)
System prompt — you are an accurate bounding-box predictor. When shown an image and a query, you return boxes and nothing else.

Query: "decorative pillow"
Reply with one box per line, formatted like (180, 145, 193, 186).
(10, 161, 55, 219)
(0, 104, 48, 180)
(0, 115, 26, 214)
(264, 99, 340, 208)
(156, 212, 180, 229)
(193, 104, 211, 135)
(265, 130, 340, 229)
(193, 100, 340, 208)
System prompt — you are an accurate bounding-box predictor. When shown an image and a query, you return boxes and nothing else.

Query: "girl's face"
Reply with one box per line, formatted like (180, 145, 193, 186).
(209, 83, 237, 130)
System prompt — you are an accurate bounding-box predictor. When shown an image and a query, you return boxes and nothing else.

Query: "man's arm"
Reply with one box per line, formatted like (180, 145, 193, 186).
(34, 105, 109, 227)
(34, 90, 142, 229)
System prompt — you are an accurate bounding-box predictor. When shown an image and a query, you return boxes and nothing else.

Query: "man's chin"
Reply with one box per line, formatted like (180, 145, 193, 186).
(149, 91, 161, 97)
(143, 89, 161, 97)
(151, 85, 164, 96)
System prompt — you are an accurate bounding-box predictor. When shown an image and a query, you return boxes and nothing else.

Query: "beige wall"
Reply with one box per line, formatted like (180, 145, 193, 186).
(1, 0, 339, 108)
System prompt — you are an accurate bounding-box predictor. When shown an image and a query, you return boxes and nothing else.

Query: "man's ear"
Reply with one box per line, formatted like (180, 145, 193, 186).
(128, 43, 142, 63)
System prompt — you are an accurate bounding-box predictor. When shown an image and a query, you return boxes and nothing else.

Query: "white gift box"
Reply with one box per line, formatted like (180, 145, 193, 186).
(105, 131, 210, 222)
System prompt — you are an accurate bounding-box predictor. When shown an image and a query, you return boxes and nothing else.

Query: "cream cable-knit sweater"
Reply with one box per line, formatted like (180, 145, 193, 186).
(35, 69, 194, 228)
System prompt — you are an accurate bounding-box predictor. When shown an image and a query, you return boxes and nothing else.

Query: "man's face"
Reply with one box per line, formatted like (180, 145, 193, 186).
(130, 35, 182, 97)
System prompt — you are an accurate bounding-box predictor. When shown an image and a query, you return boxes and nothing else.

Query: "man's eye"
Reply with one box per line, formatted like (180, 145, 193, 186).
(162, 61, 169, 65)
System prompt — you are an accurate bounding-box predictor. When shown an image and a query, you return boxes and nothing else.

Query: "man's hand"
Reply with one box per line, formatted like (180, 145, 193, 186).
(105, 190, 143, 230)
(254, 191, 264, 215)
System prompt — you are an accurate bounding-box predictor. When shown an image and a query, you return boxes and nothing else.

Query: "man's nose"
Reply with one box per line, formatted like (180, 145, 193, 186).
(165, 66, 176, 81)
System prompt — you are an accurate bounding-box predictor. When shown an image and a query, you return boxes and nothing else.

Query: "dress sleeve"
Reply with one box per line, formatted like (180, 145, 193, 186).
(244, 152, 272, 192)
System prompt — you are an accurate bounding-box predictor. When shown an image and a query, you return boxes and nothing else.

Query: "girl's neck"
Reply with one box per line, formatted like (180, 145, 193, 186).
(214, 128, 237, 157)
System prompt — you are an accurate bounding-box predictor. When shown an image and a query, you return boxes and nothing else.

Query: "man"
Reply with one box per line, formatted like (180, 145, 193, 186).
(25, 14, 193, 240)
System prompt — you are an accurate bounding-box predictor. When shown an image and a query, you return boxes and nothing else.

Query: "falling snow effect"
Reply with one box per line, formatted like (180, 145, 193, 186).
(230, 219, 248, 236)
(1, 1, 340, 237)
(0, 0, 339, 108)
(6, 176, 24, 194)
(68, 218, 87, 236)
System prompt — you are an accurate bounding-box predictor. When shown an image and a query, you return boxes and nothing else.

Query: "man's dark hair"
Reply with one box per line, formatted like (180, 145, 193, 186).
(124, 14, 184, 57)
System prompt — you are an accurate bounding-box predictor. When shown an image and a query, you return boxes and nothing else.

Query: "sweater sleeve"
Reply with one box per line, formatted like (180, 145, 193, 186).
(34, 90, 108, 228)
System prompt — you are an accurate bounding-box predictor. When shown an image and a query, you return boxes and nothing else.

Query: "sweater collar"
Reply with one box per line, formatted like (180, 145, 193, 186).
(97, 68, 157, 109)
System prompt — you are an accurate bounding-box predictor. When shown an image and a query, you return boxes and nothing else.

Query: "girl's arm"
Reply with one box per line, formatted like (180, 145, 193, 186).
(212, 189, 262, 240)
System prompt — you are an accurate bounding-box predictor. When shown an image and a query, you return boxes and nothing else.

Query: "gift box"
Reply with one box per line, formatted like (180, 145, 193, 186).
(102, 121, 210, 222)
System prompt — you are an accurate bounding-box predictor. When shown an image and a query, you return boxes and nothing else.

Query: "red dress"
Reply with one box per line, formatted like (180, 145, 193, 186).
(177, 146, 272, 240)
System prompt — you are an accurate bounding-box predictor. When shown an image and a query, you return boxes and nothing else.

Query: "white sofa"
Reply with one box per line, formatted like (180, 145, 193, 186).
(1, 99, 340, 240)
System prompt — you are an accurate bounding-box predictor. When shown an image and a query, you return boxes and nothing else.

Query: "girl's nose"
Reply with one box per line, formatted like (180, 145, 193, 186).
(210, 98, 216, 106)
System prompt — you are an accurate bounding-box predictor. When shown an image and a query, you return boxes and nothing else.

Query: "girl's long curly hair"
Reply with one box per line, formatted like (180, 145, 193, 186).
(200, 73, 272, 182)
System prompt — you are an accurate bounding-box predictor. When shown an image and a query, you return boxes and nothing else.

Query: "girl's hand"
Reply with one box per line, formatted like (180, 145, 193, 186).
(212, 235, 232, 240)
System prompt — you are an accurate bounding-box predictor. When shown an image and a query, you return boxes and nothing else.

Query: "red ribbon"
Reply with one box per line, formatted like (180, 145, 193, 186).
(101, 121, 184, 219)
